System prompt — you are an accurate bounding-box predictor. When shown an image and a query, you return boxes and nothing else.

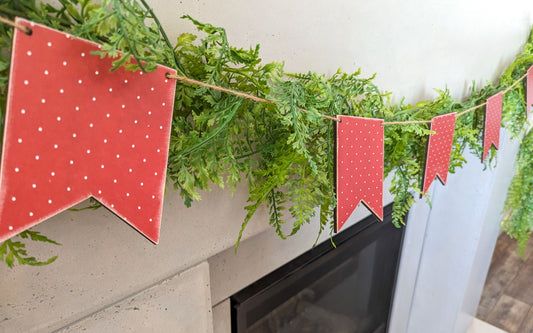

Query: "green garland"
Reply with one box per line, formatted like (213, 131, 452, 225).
(502, 128, 533, 257)
(0, 0, 532, 267)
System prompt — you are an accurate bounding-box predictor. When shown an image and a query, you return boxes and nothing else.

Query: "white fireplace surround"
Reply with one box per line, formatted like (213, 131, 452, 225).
(1, 1, 532, 332)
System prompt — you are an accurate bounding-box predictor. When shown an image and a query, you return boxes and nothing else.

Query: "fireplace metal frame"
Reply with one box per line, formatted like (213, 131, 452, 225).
(230, 203, 406, 333)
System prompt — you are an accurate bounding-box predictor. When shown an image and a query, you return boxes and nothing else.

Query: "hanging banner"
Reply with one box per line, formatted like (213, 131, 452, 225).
(482, 92, 503, 162)
(0, 18, 177, 243)
(335, 116, 384, 232)
(421, 113, 457, 197)
(526, 66, 533, 118)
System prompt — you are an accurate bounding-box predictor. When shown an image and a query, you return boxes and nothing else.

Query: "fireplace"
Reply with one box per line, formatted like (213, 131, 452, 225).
(230, 203, 405, 333)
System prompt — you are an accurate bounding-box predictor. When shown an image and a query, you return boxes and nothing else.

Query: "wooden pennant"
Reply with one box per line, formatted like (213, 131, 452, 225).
(421, 113, 457, 197)
(335, 116, 384, 232)
(482, 92, 503, 162)
(527, 65, 533, 119)
(0, 18, 177, 243)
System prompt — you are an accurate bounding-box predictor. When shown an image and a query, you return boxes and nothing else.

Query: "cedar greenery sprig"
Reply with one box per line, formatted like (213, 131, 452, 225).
(0, 0, 532, 267)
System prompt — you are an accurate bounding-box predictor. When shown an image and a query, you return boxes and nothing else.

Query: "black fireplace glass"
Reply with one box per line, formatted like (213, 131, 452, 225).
(231, 203, 405, 333)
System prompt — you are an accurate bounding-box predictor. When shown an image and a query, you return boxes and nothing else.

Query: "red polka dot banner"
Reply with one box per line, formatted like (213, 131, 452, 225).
(335, 116, 384, 232)
(421, 113, 456, 197)
(0, 18, 177, 243)
(527, 65, 533, 118)
(483, 92, 503, 162)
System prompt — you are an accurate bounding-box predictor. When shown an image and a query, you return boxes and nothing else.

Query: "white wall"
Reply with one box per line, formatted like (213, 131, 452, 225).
(157, 0, 533, 103)
(1, 1, 532, 332)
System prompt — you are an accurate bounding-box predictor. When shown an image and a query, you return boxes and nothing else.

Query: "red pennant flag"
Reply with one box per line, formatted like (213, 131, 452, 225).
(482, 92, 503, 162)
(335, 116, 384, 232)
(527, 65, 533, 118)
(0, 19, 177, 243)
(421, 113, 456, 197)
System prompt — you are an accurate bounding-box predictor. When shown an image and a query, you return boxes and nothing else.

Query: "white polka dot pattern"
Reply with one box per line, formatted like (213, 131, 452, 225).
(527, 65, 533, 119)
(421, 113, 456, 197)
(0, 18, 177, 243)
(483, 92, 503, 162)
(335, 116, 384, 232)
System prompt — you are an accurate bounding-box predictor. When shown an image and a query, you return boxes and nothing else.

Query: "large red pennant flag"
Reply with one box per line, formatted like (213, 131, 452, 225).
(421, 113, 456, 197)
(335, 116, 384, 232)
(0, 19, 177, 243)
(482, 92, 503, 162)
(527, 65, 533, 118)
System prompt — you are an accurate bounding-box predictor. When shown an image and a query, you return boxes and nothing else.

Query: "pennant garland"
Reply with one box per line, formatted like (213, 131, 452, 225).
(0, 18, 177, 244)
(335, 116, 384, 232)
(0, 18, 531, 243)
(526, 66, 533, 118)
(482, 92, 503, 162)
(421, 113, 457, 197)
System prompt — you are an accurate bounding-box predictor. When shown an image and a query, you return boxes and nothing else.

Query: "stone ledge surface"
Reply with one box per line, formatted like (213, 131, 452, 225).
(58, 262, 213, 333)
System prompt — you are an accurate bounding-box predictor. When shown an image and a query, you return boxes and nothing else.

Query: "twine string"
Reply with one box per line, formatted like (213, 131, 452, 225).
(0, 17, 32, 35)
(381, 119, 433, 126)
(503, 73, 528, 93)
(167, 73, 275, 105)
(456, 102, 487, 117)
(453, 73, 528, 118)
(166, 73, 340, 122)
(168, 72, 529, 126)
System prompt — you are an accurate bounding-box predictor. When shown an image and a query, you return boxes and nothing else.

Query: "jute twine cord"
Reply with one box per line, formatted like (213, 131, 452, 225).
(503, 72, 528, 94)
(166, 73, 340, 122)
(456, 103, 487, 117)
(0, 17, 31, 35)
(381, 119, 433, 125)
(0, 16, 528, 126)
(167, 73, 275, 106)
(168, 72, 529, 126)
(453, 73, 529, 118)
